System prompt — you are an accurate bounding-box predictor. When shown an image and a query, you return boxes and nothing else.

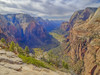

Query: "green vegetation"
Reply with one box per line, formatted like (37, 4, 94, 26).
(62, 61, 69, 69)
(47, 50, 60, 66)
(1, 38, 6, 43)
(18, 54, 55, 70)
(17, 47, 25, 55)
(72, 60, 84, 74)
(51, 28, 66, 35)
(33, 48, 43, 58)
(9, 41, 15, 52)
(25, 46, 30, 55)
(49, 32, 65, 43)
(0, 38, 8, 49)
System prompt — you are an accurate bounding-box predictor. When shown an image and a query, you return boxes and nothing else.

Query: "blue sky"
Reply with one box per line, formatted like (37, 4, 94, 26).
(0, 0, 100, 20)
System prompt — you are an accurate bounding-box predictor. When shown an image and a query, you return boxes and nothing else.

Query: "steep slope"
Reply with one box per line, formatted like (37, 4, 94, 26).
(60, 22, 70, 31)
(67, 7, 100, 75)
(69, 7, 97, 26)
(0, 15, 16, 42)
(52, 7, 100, 75)
(0, 14, 59, 50)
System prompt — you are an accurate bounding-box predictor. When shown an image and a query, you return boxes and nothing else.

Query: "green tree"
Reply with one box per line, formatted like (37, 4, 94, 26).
(9, 41, 15, 52)
(14, 43, 25, 55)
(25, 46, 29, 54)
(18, 47, 24, 55)
(15, 43, 20, 54)
(16, 43, 19, 49)
(1, 38, 6, 43)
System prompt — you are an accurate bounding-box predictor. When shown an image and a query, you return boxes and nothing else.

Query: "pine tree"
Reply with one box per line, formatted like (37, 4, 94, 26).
(16, 43, 19, 49)
(18, 47, 24, 55)
(25, 46, 29, 54)
(9, 41, 15, 52)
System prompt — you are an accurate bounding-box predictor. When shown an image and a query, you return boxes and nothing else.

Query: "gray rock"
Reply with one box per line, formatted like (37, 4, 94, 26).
(0, 50, 6, 55)
(6, 52, 16, 58)
(0, 50, 23, 72)
(4, 63, 22, 71)
(0, 55, 23, 64)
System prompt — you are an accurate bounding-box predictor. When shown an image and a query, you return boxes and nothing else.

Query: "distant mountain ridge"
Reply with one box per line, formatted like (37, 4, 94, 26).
(34, 17, 63, 32)
(0, 13, 60, 50)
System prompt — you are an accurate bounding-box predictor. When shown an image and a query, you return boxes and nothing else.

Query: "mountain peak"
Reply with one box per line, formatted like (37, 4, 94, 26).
(69, 7, 97, 26)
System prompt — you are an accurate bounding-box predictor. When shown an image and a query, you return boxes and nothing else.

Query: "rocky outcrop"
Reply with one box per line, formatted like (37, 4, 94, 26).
(60, 22, 70, 31)
(0, 49, 71, 75)
(60, 7, 97, 32)
(0, 49, 23, 71)
(67, 7, 100, 75)
(69, 7, 97, 26)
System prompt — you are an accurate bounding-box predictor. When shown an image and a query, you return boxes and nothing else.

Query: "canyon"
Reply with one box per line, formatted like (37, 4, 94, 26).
(0, 14, 62, 50)
(0, 6, 100, 75)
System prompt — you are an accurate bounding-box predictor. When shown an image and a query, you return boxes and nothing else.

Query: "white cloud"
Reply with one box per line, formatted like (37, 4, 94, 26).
(0, 0, 100, 20)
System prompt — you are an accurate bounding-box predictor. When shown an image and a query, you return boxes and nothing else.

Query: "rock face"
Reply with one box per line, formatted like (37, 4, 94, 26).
(69, 7, 97, 26)
(66, 7, 100, 75)
(0, 14, 59, 50)
(60, 7, 97, 31)
(60, 22, 70, 31)
(0, 49, 71, 75)
(0, 49, 23, 71)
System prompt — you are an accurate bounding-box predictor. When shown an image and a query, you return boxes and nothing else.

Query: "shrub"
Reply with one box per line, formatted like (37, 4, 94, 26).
(18, 54, 55, 70)
(18, 54, 45, 67)
(72, 60, 84, 74)
(1, 38, 6, 43)
(47, 50, 60, 67)
(62, 61, 69, 69)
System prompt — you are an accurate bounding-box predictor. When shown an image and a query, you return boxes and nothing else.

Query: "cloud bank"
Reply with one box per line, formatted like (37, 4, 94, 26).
(0, 0, 100, 20)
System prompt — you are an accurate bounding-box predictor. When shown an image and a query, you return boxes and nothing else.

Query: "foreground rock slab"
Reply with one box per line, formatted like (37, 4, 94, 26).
(0, 49, 71, 75)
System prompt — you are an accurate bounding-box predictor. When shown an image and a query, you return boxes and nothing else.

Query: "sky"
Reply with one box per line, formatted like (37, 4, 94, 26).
(0, 0, 100, 20)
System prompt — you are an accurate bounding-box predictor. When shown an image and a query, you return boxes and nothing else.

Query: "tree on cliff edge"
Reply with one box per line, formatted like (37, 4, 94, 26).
(25, 46, 29, 55)
(9, 41, 15, 52)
